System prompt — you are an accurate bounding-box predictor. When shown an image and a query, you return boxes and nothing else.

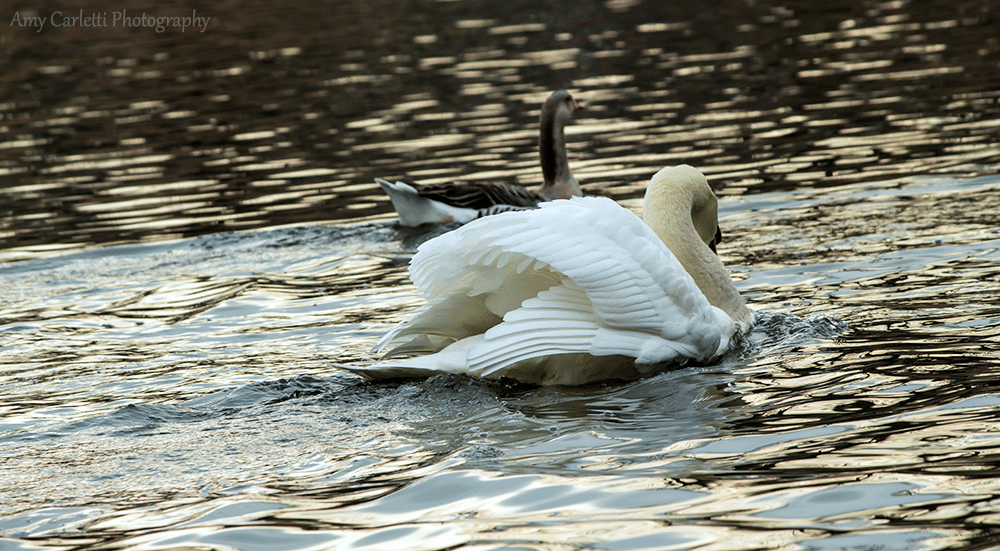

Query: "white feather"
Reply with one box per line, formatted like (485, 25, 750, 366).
(354, 186, 748, 385)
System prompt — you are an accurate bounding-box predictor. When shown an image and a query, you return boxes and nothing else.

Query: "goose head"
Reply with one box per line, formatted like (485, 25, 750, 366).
(643, 165, 751, 325)
(538, 90, 584, 199)
(542, 89, 584, 129)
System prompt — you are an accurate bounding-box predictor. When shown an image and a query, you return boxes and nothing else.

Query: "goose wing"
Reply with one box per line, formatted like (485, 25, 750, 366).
(408, 181, 542, 210)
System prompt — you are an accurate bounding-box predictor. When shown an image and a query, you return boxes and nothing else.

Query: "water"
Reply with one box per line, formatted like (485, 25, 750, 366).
(3, 0, 1000, 549)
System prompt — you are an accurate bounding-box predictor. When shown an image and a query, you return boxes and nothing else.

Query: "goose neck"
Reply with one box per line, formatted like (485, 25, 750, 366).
(539, 111, 579, 199)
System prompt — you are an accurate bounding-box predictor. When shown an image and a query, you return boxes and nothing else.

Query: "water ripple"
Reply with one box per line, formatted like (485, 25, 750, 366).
(3, 0, 1000, 549)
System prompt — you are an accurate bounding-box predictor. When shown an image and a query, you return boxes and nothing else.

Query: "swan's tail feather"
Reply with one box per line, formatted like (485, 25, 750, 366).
(336, 363, 444, 381)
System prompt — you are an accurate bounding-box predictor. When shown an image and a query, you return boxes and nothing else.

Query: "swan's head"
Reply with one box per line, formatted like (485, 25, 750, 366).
(542, 90, 584, 127)
(644, 165, 722, 253)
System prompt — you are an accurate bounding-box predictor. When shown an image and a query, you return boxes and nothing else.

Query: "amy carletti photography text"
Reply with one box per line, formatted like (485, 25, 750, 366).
(9, 9, 210, 32)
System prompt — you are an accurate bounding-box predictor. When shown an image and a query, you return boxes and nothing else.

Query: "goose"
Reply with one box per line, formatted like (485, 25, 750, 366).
(376, 90, 584, 226)
(347, 165, 754, 386)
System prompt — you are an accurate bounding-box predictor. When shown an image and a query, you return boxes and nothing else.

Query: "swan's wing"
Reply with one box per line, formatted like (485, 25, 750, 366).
(462, 198, 725, 375)
(373, 260, 561, 356)
(380, 196, 728, 373)
(373, 293, 502, 354)
(467, 280, 723, 379)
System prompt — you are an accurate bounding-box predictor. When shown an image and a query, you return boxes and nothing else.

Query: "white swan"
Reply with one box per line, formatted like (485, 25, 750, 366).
(376, 90, 584, 226)
(351, 165, 754, 385)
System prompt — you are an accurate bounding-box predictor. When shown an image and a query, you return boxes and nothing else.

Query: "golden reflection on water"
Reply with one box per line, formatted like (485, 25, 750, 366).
(1, 0, 999, 260)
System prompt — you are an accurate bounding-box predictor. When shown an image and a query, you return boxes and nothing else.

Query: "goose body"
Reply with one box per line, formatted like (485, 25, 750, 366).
(352, 165, 754, 386)
(375, 179, 540, 226)
(377, 90, 584, 226)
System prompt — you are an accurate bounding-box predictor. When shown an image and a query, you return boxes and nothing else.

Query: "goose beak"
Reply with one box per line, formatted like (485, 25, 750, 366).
(572, 99, 584, 112)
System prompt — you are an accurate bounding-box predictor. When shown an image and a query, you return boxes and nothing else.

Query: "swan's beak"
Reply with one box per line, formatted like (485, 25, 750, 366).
(710, 226, 722, 254)
(573, 99, 584, 112)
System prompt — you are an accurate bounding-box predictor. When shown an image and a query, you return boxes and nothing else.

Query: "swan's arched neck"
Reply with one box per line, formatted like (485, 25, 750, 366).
(644, 165, 752, 328)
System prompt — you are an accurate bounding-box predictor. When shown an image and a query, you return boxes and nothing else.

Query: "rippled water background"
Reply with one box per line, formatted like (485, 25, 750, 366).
(3, 0, 1000, 549)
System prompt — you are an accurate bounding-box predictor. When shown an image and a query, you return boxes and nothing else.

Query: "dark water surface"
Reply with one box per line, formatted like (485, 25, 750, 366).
(3, 0, 1000, 549)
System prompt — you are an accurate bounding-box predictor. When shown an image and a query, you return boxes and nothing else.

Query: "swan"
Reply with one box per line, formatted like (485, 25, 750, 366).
(376, 90, 584, 226)
(350, 165, 754, 386)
